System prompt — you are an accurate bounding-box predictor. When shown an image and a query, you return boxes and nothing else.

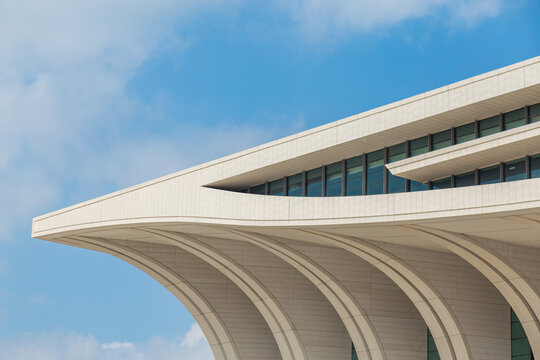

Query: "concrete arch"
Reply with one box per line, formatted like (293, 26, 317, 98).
(221, 227, 384, 360)
(139, 228, 308, 360)
(300, 229, 471, 360)
(405, 225, 540, 357)
(62, 235, 240, 360)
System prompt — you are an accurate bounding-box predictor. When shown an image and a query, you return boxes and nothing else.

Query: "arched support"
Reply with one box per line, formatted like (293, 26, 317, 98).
(405, 225, 540, 357)
(221, 227, 384, 360)
(301, 230, 471, 360)
(64, 236, 240, 360)
(139, 228, 308, 360)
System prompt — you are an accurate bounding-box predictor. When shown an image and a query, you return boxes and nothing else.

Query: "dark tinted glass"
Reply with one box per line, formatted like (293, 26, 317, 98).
(268, 179, 284, 196)
(512, 338, 530, 356)
(352, 343, 358, 360)
(346, 156, 363, 196)
(455, 171, 475, 187)
(388, 143, 406, 162)
(531, 154, 540, 179)
(427, 329, 440, 360)
(366, 150, 384, 195)
(455, 123, 475, 144)
(409, 136, 428, 156)
(504, 108, 525, 130)
(530, 103, 540, 123)
(306, 168, 322, 197)
(325, 162, 342, 197)
(287, 173, 303, 197)
(251, 183, 266, 195)
(410, 180, 428, 192)
(479, 116, 500, 137)
(479, 165, 500, 184)
(238, 188, 248, 193)
(432, 129, 452, 150)
(387, 143, 406, 193)
(432, 177, 451, 190)
(505, 158, 526, 182)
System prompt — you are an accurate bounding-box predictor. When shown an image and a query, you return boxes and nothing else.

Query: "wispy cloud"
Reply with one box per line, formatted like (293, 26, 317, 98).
(0, 0, 284, 240)
(279, 0, 505, 41)
(0, 323, 212, 360)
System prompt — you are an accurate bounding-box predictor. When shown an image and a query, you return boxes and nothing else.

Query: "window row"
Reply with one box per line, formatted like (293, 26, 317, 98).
(242, 153, 540, 197)
(240, 103, 540, 196)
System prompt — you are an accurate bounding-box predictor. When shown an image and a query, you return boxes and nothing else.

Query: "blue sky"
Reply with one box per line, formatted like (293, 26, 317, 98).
(0, 0, 539, 358)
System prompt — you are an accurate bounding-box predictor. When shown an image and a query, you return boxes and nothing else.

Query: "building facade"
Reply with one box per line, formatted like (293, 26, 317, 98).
(32, 57, 540, 360)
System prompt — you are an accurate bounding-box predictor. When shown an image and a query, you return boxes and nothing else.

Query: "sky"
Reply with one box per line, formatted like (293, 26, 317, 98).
(0, 0, 539, 359)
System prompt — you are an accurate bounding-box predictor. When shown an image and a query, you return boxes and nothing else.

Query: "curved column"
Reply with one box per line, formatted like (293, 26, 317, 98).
(405, 225, 540, 357)
(63, 236, 240, 360)
(222, 227, 385, 360)
(139, 228, 308, 360)
(301, 229, 471, 360)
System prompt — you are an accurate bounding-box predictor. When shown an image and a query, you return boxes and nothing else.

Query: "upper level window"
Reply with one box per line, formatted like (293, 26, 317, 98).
(366, 150, 384, 195)
(530, 103, 540, 123)
(455, 171, 475, 187)
(505, 158, 526, 182)
(479, 165, 500, 185)
(455, 123, 475, 144)
(287, 173, 303, 197)
(387, 143, 406, 193)
(479, 116, 500, 137)
(531, 154, 540, 179)
(306, 168, 322, 197)
(432, 129, 452, 150)
(251, 183, 266, 195)
(409, 136, 428, 156)
(504, 108, 525, 130)
(325, 162, 342, 197)
(346, 156, 363, 196)
(432, 177, 451, 189)
(268, 179, 284, 196)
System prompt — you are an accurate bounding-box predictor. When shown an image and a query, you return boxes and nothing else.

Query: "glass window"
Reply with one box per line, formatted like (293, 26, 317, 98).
(432, 129, 452, 150)
(531, 154, 540, 179)
(432, 177, 451, 190)
(427, 329, 440, 360)
(455, 171, 475, 187)
(530, 103, 540, 123)
(238, 188, 248, 193)
(504, 108, 525, 130)
(387, 143, 406, 193)
(505, 158, 526, 182)
(268, 179, 284, 196)
(366, 150, 384, 195)
(410, 180, 428, 192)
(455, 123, 475, 144)
(409, 136, 428, 157)
(250, 183, 266, 195)
(479, 165, 500, 185)
(511, 308, 532, 359)
(306, 168, 322, 197)
(351, 343, 358, 360)
(478, 116, 500, 137)
(325, 162, 342, 197)
(346, 156, 363, 196)
(287, 173, 303, 197)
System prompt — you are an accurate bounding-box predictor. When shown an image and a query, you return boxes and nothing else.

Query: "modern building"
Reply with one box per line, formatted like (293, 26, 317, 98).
(32, 56, 540, 360)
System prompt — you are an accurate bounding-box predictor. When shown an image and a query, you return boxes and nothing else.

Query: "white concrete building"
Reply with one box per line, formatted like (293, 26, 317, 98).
(32, 56, 540, 360)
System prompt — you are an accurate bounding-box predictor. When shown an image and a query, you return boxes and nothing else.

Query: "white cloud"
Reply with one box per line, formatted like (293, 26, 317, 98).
(180, 323, 206, 347)
(279, 0, 504, 40)
(0, 324, 213, 360)
(0, 0, 276, 240)
(101, 342, 134, 350)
